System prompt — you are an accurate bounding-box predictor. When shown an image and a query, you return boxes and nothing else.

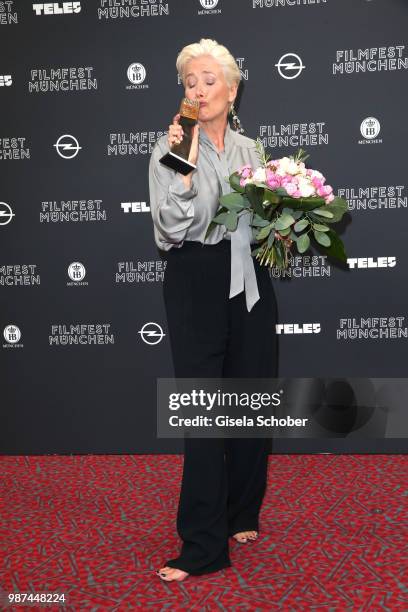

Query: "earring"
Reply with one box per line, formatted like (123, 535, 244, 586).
(230, 103, 244, 134)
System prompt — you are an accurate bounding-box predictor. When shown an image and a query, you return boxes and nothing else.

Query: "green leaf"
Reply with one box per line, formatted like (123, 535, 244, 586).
(268, 230, 275, 247)
(312, 208, 334, 219)
(263, 190, 281, 205)
(274, 187, 289, 197)
(322, 229, 347, 262)
(321, 197, 348, 222)
(297, 233, 310, 253)
(229, 172, 245, 193)
(212, 211, 229, 225)
(313, 230, 331, 247)
(281, 196, 325, 211)
(294, 218, 309, 232)
(278, 227, 291, 236)
(205, 220, 218, 240)
(254, 138, 271, 167)
(275, 213, 295, 230)
(225, 211, 238, 231)
(219, 192, 246, 212)
(245, 184, 265, 218)
(274, 240, 285, 268)
(292, 147, 310, 164)
(313, 223, 330, 232)
(252, 214, 270, 227)
(256, 223, 273, 241)
(330, 196, 348, 211)
(212, 210, 238, 232)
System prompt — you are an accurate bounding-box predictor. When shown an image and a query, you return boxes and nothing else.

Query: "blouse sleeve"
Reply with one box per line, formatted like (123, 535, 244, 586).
(148, 137, 197, 244)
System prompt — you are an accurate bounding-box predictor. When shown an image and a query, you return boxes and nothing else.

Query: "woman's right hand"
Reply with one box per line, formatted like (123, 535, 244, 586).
(168, 113, 200, 168)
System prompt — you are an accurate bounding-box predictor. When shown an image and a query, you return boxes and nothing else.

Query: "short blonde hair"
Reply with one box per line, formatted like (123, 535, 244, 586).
(176, 38, 241, 90)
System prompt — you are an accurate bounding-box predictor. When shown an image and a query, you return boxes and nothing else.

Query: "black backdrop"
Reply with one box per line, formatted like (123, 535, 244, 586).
(1, 0, 407, 453)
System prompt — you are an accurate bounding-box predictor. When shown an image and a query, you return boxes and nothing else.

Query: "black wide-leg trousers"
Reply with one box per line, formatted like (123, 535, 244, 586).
(161, 239, 278, 575)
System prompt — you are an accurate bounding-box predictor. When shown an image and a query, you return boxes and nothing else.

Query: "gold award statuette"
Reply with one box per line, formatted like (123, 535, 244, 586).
(159, 98, 200, 176)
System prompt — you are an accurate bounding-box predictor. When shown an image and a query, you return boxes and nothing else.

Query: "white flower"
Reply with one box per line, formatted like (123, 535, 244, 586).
(297, 161, 307, 176)
(277, 156, 299, 176)
(252, 167, 267, 183)
(275, 157, 290, 176)
(297, 177, 315, 198)
(309, 169, 324, 181)
(299, 183, 315, 198)
(287, 159, 299, 175)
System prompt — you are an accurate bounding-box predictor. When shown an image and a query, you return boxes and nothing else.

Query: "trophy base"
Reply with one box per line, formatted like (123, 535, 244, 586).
(159, 151, 197, 176)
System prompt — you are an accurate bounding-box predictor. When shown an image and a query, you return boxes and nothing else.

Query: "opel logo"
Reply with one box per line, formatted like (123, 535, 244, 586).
(53, 134, 82, 159)
(275, 53, 305, 79)
(138, 322, 165, 345)
(0, 202, 15, 226)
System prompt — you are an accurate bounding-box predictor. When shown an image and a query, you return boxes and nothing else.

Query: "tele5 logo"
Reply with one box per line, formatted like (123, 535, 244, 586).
(0, 75, 12, 87)
(32, 2, 82, 15)
(347, 256, 396, 269)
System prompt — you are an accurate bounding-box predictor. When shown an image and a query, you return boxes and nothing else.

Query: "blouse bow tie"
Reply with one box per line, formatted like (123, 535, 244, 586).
(201, 136, 260, 312)
(229, 212, 260, 312)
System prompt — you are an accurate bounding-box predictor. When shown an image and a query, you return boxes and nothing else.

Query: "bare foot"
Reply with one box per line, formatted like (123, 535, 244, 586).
(232, 530, 258, 543)
(156, 566, 189, 582)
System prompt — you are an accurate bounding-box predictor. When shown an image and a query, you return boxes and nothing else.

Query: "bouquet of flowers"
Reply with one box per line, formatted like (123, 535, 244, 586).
(206, 141, 348, 269)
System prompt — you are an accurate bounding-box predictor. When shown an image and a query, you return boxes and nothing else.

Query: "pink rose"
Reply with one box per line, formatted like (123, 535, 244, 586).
(238, 164, 253, 179)
(266, 169, 281, 189)
(317, 184, 333, 197)
(266, 178, 281, 189)
(281, 175, 292, 186)
(325, 193, 335, 203)
(310, 170, 326, 184)
(285, 182, 298, 196)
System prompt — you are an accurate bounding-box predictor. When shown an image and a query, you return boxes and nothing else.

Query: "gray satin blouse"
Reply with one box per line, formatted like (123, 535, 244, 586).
(148, 122, 262, 311)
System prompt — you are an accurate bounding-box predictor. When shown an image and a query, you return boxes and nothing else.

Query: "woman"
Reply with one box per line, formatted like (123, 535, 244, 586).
(148, 38, 278, 582)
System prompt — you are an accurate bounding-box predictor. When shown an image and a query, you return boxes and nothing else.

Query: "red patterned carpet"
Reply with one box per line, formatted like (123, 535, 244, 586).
(1, 455, 407, 611)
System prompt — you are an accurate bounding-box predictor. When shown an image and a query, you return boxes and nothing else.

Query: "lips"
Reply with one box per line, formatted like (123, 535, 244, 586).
(199, 102, 207, 107)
